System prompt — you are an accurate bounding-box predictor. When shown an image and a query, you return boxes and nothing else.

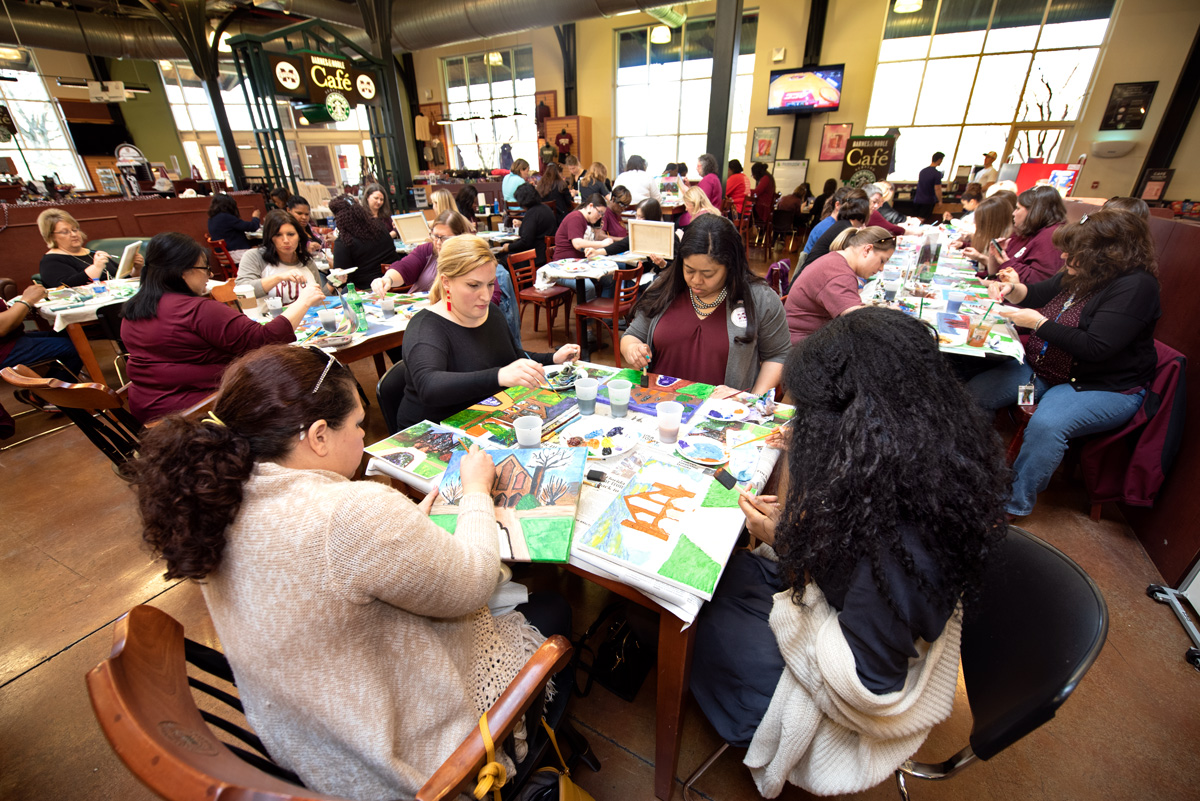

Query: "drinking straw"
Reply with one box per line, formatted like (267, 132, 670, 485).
(984, 299, 997, 319)
(918, 296, 925, 318)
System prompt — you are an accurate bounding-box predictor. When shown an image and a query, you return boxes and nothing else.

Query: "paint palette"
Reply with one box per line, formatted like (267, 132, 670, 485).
(559, 261, 591, 273)
(546, 363, 588, 390)
(704, 399, 751, 422)
(560, 420, 638, 460)
(675, 435, 729, 466)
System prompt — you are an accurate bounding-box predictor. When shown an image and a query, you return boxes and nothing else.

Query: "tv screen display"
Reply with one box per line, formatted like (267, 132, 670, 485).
(767, 65, 843, 115)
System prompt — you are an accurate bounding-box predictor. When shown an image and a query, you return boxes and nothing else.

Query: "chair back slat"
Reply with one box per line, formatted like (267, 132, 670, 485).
(508, 249, 538, 289)
(205, 236, 236, 281)
(615, 265, 644, 309)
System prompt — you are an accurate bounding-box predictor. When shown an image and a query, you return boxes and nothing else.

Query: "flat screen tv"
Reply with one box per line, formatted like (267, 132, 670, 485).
(766, 64, 843, 115)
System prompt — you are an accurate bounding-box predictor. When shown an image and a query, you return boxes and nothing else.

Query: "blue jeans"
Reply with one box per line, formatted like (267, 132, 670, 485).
(494, 267, 522, 346)
(2, 331, 83, 381)
(967, 360, 1145, 515)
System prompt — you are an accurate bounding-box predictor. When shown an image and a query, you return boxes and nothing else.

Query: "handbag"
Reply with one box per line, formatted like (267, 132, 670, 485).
(475, 714, 595, 801)
(573, 602, 654, 703)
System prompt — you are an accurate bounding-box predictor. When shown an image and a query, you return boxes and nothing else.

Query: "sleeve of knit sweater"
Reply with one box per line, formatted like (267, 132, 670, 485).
(324, 483, 501, 618)
(234, 248, 269, 297)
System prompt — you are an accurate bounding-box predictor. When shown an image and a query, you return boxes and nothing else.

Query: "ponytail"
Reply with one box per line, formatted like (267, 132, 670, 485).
(832, 225, 895, 252)
(131, 345, 359, 580)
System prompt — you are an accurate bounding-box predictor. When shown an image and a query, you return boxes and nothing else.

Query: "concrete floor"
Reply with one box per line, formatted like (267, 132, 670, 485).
(3, 253, 1200, 800)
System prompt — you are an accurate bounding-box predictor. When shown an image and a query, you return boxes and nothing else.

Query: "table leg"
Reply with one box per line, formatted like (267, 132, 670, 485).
(654, 611, 696, 801)
(66, 322, 106, 386)
(576, 280, 591, 360)
(372, 352, 387, 379)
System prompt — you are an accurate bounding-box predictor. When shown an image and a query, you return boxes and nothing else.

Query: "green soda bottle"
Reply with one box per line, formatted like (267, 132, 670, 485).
(346, 283, 369, 333)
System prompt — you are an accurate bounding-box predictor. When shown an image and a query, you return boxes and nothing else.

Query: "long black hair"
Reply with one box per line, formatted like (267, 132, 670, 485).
(631, 214, 763, 345)
(123, 232, 207, 321)
(260, 209, 312, 267)
(775, 307, 1009, 613)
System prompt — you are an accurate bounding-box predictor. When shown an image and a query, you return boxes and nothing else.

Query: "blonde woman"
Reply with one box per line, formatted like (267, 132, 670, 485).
(392, 235, 579, 429)
(430, 188, 457, 218)
(785, 226, 897, 343)
(38, 208, 143, 287)
(679, 185, 720, 227)
(578, 161, 609, 202)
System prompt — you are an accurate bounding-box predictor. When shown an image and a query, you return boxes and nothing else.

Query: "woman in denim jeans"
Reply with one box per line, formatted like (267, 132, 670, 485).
(967, 209, 1161, 517)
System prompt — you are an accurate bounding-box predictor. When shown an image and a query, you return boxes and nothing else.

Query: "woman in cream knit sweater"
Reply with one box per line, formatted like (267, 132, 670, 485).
(690, 308, 1010, 796)
(131, 344, 561, 801)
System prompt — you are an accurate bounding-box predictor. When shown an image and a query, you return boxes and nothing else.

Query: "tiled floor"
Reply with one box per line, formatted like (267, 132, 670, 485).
(3, 253, 1199, 800)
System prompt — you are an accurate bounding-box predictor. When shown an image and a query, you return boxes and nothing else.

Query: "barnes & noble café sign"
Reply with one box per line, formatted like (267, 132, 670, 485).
(269, 53, 379, 121)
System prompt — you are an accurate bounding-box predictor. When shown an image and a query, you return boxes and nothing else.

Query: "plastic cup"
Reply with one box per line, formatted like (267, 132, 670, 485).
(514, 415, 542, 447)
(575, 377, 599, 416)
(266, 296, 283, 318)
(608, 379, 632, 418)
(882, 279, 902, 302)
(318, 308, 338, 333)
(380, 298, 396, 318)
(882, 267, 901, 282)
(656, 401, 683, 444)
(967, 315, 994, 347)
(946, 290, 967, 314)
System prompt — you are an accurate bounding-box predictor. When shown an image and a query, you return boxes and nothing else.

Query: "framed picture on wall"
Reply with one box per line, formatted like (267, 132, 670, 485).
(820, 123, 853, 161)
(751, 127, 780, 163)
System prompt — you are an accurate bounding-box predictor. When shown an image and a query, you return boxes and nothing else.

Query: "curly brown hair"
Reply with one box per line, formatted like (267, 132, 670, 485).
(1052, 208, 1158, 297)
(131, 345, 358, 580)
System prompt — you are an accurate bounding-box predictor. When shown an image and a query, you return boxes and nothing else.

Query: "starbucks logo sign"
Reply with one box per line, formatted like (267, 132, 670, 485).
(846, 169, 879, 188)
(325, 91, 351, 122)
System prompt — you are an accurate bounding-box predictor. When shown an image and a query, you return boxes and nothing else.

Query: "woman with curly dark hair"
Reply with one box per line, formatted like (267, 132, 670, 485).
(621, 214, 789, 394)
(235, 209, 323, 301)
(690, 307, 1009, 796)
(329, 195, 394, 290)
(131, 343, 568, 800)
(968, 208, 1160, 517)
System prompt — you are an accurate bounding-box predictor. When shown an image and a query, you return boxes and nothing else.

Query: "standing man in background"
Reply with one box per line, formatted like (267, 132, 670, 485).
(913, 151, 944, 222)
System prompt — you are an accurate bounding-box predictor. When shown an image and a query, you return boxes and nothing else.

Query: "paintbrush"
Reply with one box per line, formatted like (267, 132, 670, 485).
(730, 422, 789, 449)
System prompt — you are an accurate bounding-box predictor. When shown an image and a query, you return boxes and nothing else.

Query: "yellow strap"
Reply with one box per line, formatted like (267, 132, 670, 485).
(474, 714, 507, 801)
(540, 717, 570, 777)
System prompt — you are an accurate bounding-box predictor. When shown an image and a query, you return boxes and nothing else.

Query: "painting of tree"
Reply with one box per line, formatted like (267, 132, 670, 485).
(528, 448, 574, 501)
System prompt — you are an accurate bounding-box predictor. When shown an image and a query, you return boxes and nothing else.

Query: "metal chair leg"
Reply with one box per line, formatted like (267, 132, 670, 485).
(682, 742, 730, 801)
(895, 769, 911, 800)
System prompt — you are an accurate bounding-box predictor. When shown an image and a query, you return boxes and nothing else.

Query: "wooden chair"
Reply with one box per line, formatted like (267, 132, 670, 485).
(574, 264, 643, 368)
(1, 364, 142, 473)
(732, 196, 754, 255)
(544, 234, 556, 260)
(507, 248, 573, 348)
(209, 278, 240, 309)
(205, 236, 236, 281)
(87, 605, 577, 801)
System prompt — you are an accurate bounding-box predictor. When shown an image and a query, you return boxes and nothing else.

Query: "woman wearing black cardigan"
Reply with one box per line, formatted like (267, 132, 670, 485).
(497, 183, 558, 265)
(329, 196, 394, 290)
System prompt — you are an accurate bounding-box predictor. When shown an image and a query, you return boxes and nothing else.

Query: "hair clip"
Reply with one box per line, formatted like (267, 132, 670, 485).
(1079, 214, 1089, 224)
(204, 411, 225, 427)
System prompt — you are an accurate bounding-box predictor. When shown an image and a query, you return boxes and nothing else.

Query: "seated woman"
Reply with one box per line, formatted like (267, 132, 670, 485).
(678, 185, 721, 228)
(1103, 195, 1151, 220)
(801, 192, 870, 268)
(373, 210, 471, 294)
(286, 195, 327, 254)
(967, 185, 1065, 282)
(957, 192, 1015, 257)
(394, 235, 578, 430)
(236, 210, 325, 302)
(269, 186, 290, 211)
(620, 215, 789, 396)
(122, 232, 323, 422)
(577, 161, 609, 203)
(786, 226, 896, 343)
(207, 193, 262, 263)
(750, 161, 776, 227)
(725, 160, 753, 216)
(864, 183, 906, 236)
(38, 208, 143, 287)
(502, 159, 531, 203)
(586, 198, 662, 257)
(430, 188, 457, 219)
(690, 307, 1008, 797)
(455, 183, 479, 220)
(537, 163, 575, 223)
(131, 343, 568, 800)
(496, 183, 558, 265)
(363, 182, 397, 237)
(803, 186, 862, 255)
(602, 186, 632, 239)
(967, 208, 1160, 517)
(330, 196, 395, 291)
(694, 153, 723, 209)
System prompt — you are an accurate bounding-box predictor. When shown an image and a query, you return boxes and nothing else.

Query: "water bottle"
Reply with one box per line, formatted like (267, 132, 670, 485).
(492, 198, 500, 215)
(91, 276, 107, 295)
(346, 283, 368, 333)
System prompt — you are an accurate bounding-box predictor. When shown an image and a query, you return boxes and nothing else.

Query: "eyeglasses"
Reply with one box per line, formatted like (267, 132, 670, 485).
(54, 227, 81, 236)
(192, 264, 213, 276)
(430, 233, 452, 243)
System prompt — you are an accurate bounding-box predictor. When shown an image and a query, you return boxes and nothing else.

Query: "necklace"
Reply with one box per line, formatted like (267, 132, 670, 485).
(690, 287, 727, 317)
(54, 249, 92, 265)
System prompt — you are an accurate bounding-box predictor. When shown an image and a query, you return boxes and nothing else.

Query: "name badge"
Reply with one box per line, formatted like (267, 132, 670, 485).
(731, 305, 748, 328)
(1012, 246, 1028, 260)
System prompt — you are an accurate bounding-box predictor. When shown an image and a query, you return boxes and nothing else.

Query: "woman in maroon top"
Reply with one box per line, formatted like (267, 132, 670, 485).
(966, 185, 1065, 283)
(372, 211, 472, 295)
(602, 185, 631, 239)
(751, 161, 776, 225)
(122, 232, 324, 422)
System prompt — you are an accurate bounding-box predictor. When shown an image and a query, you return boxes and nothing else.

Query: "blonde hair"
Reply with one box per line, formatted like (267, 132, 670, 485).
(431, 189, 456, 217)
(581, 161, 607, 186)
(831, 225, 895, 252)
(682, 186, 719, 216)
(430, 235, 496, 304)
(511, 158, 529, 175)
(38, 208, 84, 247)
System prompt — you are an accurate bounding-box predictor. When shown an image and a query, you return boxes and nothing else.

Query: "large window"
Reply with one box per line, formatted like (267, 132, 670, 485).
(615, 14, 757, 174)
(442, 47, 537, 171)
(0, 56, 89, 189)
(865, 0, 1114, 181)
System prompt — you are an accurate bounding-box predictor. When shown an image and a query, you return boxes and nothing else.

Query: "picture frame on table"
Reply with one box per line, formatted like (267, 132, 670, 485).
(751, 127, 780, 164)
(820, 123, 853, 161)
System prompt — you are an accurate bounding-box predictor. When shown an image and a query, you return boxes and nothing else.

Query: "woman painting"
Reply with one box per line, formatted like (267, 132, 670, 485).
(578, 162, 609, 203)
(496, 183, 559, 265)
(602, 186, 632, 239)
(236, 210, 325, 302)
(131, 344, 568, 800)
(786, 226, 896, 342)
(621, 215, 790, 396)
(690, 307, 1008, 796)
(122, 232, 323, 422)
(206, 193, 262, 262)
(967, 208, 1161, 517)
(363, 182, 396, 237)
(329, 196, 395, 290)
(38, 208, 143, 287)
(537, 162, 575, 223)
(393, 235, 579, 430)
(373, 210, 471, 295)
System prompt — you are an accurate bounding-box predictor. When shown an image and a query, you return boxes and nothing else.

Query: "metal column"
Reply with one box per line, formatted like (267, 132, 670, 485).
(705, 0, 744, 180)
